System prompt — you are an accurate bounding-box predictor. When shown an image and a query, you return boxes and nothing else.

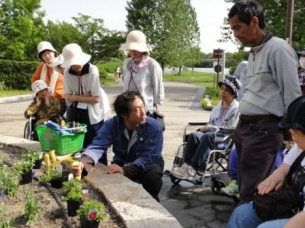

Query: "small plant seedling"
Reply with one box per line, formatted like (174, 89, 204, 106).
(77, 199, 106, 222)
(24, 189, 39, 224)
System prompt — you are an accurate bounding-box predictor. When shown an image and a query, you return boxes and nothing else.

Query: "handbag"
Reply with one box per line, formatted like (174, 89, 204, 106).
(146, 108, 165, 131)
(128, 65, 165, 131)
(253, 150, 305, 222)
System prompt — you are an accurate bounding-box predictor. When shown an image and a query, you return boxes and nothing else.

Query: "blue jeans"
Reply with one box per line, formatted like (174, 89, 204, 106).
(183, 131, 215, 170)
(226, 202, 290, 228)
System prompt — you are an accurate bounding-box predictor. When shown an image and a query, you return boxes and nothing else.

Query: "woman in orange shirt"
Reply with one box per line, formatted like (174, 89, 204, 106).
(31, 41, 66, 113)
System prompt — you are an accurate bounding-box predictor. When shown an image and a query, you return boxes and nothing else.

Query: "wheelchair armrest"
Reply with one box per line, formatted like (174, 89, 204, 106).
(187, 122, 208, 126)
(218, 127, 235, 134)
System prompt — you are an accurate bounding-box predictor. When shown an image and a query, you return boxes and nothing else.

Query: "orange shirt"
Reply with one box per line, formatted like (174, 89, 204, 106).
(31, 63, 64, 100)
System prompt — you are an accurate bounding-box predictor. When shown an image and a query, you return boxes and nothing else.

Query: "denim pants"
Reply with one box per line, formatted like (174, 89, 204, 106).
(226, 202, 290, 228)
(183, 131, 215, 170)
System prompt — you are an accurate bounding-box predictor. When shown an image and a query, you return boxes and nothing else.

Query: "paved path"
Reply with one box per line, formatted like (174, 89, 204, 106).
(0, 81, 235, 228)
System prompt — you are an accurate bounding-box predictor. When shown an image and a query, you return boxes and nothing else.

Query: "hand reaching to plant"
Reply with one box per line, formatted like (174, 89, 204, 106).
(70, 161, 84, 179)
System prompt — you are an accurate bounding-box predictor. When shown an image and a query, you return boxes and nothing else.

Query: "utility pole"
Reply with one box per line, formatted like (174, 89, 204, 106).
(285, 0, 294, 44)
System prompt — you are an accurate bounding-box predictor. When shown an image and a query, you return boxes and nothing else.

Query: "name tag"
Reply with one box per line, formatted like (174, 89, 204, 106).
(77, 102, 88, 109)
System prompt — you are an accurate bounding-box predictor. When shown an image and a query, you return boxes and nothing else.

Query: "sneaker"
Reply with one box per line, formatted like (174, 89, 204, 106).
(171, 165, 196, 180)
(221, 180, 239, 196)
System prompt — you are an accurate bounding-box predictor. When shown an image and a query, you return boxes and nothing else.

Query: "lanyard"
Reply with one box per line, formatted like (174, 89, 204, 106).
(78, 76, 84, 95)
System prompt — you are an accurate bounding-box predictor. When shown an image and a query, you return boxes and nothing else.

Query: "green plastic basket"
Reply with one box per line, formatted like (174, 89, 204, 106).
(36, 124, 87, 155)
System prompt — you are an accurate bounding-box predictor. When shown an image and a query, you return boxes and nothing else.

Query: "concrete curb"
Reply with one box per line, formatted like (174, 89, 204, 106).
(0, 135, 183, 228)
(0, 94, 33, 104)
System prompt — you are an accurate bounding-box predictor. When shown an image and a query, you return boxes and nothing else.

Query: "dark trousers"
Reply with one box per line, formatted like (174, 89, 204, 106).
(76, 109, 107, 165)
(234, 119, 283, 203)
(130, 157, 164, 201)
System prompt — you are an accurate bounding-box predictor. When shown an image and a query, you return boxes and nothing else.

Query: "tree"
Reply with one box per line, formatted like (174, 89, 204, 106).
(221, 0, 305, 51)
(125, 0, 201, 70)
(72, 13, 125, 63)
(0, 0, 46, 60)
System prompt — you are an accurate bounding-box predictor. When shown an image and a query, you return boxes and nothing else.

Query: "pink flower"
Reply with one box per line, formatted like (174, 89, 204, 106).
(88, 209, 98, 220)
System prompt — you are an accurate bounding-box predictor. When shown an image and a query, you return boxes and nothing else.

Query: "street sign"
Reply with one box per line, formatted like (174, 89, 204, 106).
(213, 49, 223, 59)
(214, 64, 222, 73)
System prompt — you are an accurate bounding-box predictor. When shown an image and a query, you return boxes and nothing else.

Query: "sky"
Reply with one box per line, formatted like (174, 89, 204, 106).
(40, 0, 238, 53)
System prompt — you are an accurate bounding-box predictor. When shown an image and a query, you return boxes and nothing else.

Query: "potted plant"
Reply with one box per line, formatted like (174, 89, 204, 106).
(38, 169, 63, 188)
(31, 152, 44, 169)
(77, 199, 106, 228)
(14, 161, 33, 184)
(62, 179, 86, 217)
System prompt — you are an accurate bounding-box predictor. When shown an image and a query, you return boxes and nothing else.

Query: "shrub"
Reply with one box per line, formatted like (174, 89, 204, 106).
(77, 199, 106, 222)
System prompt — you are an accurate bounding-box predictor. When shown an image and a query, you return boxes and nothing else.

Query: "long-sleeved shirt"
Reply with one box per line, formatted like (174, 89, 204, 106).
(122, 56, 164, 109)
(81, 116, 163, 178)
(24, 97, 62, 126)
(206, 99, 239, 131)
(240, 35, 302, 116)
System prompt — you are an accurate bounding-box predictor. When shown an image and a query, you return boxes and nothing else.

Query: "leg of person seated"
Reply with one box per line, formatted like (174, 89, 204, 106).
(189, 131, 215, 171)
(171, 131, 204, 178)
(221, 148, 239, 195)
(226, 202, 262, 228)
(257, 218, 290, 228)
(284, 211, 305, 228)
(138, 157, 164, 202)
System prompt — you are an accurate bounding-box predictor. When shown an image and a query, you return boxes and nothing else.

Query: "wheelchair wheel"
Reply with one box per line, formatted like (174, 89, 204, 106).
(23, 121, 32, 140)
(170, 175, 181, 185)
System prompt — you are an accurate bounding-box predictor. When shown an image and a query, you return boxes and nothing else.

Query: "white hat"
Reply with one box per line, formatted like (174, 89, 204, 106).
(37, 41, 58, 59)
(61, 43, 91, 68)
(48, 54, 64, 68)
(119, 30, 149, 52)
(32, 80, 49, 96)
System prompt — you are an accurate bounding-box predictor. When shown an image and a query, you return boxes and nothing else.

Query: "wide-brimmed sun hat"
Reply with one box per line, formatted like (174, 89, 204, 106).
(218, 75, 242, 97)
(61, 43, 91, 68)
(119, 30, 149, 53)
(37, 41, 58, 59)
(279, 95, 305, 133)
(31, 80, 49, 96)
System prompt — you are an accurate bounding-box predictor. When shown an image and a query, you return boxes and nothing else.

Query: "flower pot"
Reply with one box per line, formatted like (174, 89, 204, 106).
(33, 158, 43, 169)
(80, 218, 100, 228)
(33, 152, 44, 169)
(67, 199, 82, 217)
(49, 178, 63, 189)
(20, 170, 33, 184)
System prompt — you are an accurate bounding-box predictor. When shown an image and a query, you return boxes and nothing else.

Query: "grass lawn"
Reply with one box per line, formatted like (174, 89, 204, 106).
(164, 70, 220, 88)
(0, 70, 221, 98)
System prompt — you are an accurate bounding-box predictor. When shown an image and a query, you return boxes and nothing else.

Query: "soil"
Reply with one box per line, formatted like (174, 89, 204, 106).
(0, 154, 125, 228)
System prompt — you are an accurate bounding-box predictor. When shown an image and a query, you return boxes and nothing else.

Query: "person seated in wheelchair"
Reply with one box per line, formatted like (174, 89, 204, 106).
(24, 80, 62, 141)
(171, 75, 241, 180)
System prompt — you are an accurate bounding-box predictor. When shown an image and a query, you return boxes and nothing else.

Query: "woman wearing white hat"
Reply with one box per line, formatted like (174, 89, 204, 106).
(31, 41, 65, 113)
(24, 80, 62, 141)
(62, 43, 110, 164)
(120, 30, 164, 110)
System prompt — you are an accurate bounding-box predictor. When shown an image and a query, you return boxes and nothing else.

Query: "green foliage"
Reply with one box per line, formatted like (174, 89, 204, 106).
(126, 0, 201, 69)
(0, 161, 19, 197)
(221, 0, 305, 51)
(62, 179, 85, 201)
(0, 59, 39, 90)
(77, 199, 106, 222)
(200, 99, 213, 111)
(0, 206, 14, 228)
(205, 87, 219, 99)
(24, 189, 39, 224)
(38, 169, 62, 183)
(14, 161, 32, 174)
(63, 179, 85, 194)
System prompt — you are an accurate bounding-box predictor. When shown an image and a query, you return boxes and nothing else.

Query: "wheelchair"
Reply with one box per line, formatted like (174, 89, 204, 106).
(164, 122, 238, 201)
(23, 115, 37, 141)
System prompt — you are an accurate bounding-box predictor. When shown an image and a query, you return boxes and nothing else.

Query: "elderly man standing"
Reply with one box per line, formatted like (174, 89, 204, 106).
(228, 0, 301, 203)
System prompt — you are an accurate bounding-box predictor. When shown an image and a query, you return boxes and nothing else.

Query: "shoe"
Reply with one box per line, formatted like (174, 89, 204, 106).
(221, 180, 239, 196)
(171, 165, 196, 180)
